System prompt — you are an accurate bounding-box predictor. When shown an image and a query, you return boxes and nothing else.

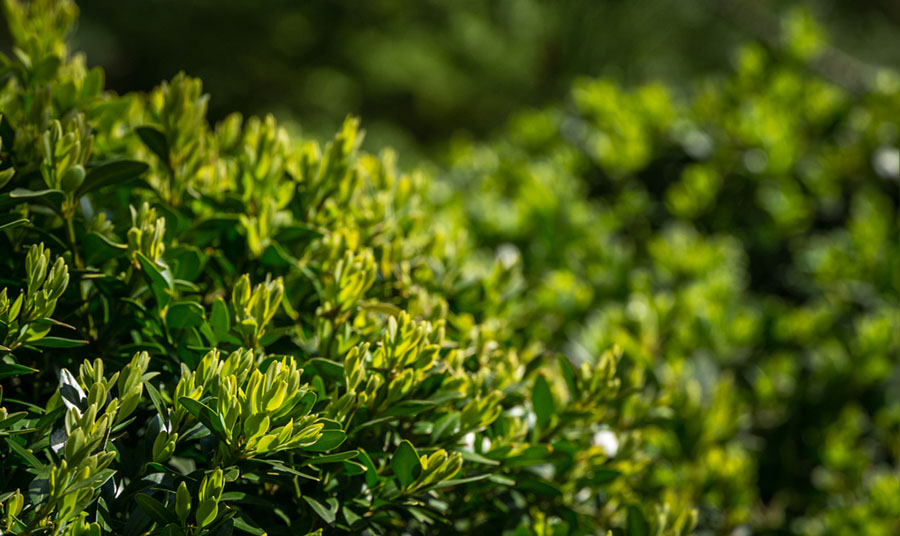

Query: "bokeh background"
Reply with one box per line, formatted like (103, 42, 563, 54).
(4, 0, 897, 160)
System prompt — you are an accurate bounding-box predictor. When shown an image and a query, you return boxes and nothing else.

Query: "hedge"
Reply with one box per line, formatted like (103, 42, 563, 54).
(0, 1, 698, 534)
(0, 1, 898, 536)
(441, 8, 899, 534)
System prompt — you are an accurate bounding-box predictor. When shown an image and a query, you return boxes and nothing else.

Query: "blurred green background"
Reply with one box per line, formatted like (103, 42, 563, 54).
(0, 1, 898, 534)
(10, 0, 897, 160)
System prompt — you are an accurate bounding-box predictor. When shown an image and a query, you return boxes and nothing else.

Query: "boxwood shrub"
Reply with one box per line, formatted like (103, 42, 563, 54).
(0, 1, 694, 535)
(440, 8, 899, 535)
(0, 2, 897, 536)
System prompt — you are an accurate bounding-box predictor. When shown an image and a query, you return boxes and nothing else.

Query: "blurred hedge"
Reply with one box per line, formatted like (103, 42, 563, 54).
(38, 0, 900, 158)
(438, 8, 899, 533)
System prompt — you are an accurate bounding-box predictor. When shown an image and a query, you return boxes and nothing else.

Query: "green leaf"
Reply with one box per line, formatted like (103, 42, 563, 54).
(210, 297, 230, 339)
(233, 514, 266, 535)
(627, 505, 650, 536)
(260, 242, 295, 268)
(302, 496, 336, 524)
(357, 448, 378, 488)
(431, 412, 460, 441)
(169, 247, 204, 281)
(382, 399, 438, 418)
(488, 474, 516, 486)
(295, 390, 317, 417)
(304, 450, 359, 465)
(5, 437, 43, 469)
(305, 358, 344, 381)
(0, 168, 14, 190)
(179, 397, 228, 442)
(0, 362, 39, 378)
(135, 126, 170, 169)
(145, 382, 167, 421)
(301, 429, 346, 452)
(0, 114, 15, 147)
(82, 232, 127, 265)
(160, 524, 186, 536)
(517, 476, 563, 497)
(64, 468, 116, 495)
(0, 411, 28, 430)
(30, 337, 89, 348)
(135, 252, 173, 308)
(76, 160, 149, 197)
(557, 355, 580, 399)
(341, 460, 368, 476)
(196, 498, 218, 529)
(390, 440, 422, 489)
(32, 55, 61, 81)
(532, 373, 555, 430)
(589, 468, 621, 484)
(457, 449, 500, 466)
(4, 188, 65, 209)
(0, 218, 28, 231)
(166, 301, 205, 330)
(342, 506, 362, 527)
(359, 302, 403, 316)
(248, 458, 319, 481)
(428, 473, 491, 490)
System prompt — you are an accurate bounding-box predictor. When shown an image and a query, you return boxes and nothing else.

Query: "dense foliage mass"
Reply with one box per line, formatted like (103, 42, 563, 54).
(440, 10, 899, 534)
(51, 0, 900, 156)
(0, 1, 693, 535)
(0, 1, 897, 536)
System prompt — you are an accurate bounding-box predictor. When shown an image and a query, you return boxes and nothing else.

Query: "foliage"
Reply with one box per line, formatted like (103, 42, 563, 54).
(60, 0, 900, 157)
(0, 1, 897, 535)
(440, 8, 899, 534)
(0, 1, 695, 535)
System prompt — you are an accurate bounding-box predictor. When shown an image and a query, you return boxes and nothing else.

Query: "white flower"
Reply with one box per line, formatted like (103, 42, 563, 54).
(873, 146, 899, 180)
(592, 428, 619, 457)
(462, 431, 476, 452)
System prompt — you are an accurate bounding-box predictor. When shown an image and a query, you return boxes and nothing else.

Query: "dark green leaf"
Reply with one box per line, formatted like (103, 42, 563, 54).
(357, 448, 378, 488)
(179, 397, 227, 442)
(302, 429, 346, 452)
(166, 301, 205, 330)
(136, 493, 179, 526)
(557, 355, 579, 399)
(457, 449, 500, 466)
(248, 458, 319, 481)
(5, 188, 64, 209)
(305, 358, 344, 381)
(304, 450, 358, 465)
(382, 399, 438, 418)
(0, 218, 28, 231)
(210, 297, 230, 339)
(431, 412, 459, 441)
(0, 362, 38, 378)
(135, 252, 173, 308)
(627, 505, 650, 536)
(532, 373, 554, 430)
(145, 382, 167, 420)
(30, 336, 89, 348)
(76, 160, 149, 197)
(302, 496, 336, 524)
(82, 232, 127, 265)
(589, 469, 621, 485)
(135, 126, 170, 169)
(5, 437, 43, 469)
(233, 514, 266, 535)
(0, 113, 15, 147)
(429, 473, 491, 489)
(390, 440, 421, 489)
